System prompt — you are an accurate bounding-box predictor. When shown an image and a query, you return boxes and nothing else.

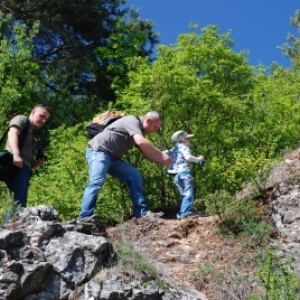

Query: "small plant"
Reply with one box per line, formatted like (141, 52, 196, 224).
(113, 240, 166, 288)
(1, 193, 22, 224)
(198, 188, 271, 238)
(190, 260, 222, 289)
(248, 251, 300, 300)
(213, 196, 259, 236)
(248, 161, 276, 197)
(197, 189, 235, 222)
(241, 219, 273, 247)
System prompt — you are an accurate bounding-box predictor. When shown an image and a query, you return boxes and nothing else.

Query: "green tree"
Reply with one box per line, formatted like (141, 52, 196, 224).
(0, 0, 159, 125)
(3, 22, 300, 225)
(280, 9, 300, 69)
(117, 25, 255, 199)
(115, 25, 300, 215)
(0, 16, 44, 132)
(245, 67, 300, 157)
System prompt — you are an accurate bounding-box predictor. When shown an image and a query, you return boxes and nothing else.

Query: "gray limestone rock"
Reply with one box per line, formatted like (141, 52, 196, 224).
(0, 205, 207, 300)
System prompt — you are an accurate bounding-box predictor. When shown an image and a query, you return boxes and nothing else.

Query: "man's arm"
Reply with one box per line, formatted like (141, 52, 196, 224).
(7, 126, 23, 168)
(133, 134, 171, 166)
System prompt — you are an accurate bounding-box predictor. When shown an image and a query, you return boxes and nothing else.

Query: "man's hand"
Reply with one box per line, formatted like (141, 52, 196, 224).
(13, 154, 23, 168)
(8, 126, 23, 168)
(33, 157, 46, 169)
(161, 152, 172, 167)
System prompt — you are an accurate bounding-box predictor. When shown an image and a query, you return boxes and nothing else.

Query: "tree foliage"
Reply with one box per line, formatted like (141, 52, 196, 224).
(0, 0, 159, 125)
(0, 15, 43, 131)
(115, 24, 300, 214)
(280, 9, 300, 69)
(118, 25, 255, 196)
(1, 10, 300, 225)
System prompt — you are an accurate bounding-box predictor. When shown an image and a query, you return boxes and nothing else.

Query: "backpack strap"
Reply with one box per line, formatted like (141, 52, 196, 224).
(0, 128, 9, 146)
(0, 118, 30, 148)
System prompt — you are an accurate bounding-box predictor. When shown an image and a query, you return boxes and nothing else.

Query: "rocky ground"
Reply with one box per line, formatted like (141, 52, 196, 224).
(3, 150, 298, 299)
(106, 211, 266, 300)
(105, 148, 300, 299)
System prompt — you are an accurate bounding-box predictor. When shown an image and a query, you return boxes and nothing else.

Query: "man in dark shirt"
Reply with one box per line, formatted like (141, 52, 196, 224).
(5, 104, 51, 207)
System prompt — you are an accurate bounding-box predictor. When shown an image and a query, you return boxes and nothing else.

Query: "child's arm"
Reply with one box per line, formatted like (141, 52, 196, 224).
(180, 144, 205, 164)
(198, 154, 205, 163)
(185, 154, 201, 163)
(184, 153, 205, 164)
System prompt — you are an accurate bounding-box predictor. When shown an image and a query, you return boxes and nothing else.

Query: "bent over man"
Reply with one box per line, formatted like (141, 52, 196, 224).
(78, 111, 171, 219)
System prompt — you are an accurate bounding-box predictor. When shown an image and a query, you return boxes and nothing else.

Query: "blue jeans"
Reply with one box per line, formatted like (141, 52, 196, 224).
(79, 148, 149, 218)
(173, 171, 194, 218)
(8, 165, 31, 207)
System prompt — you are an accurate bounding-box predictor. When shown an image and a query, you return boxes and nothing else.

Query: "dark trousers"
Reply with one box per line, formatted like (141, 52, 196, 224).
(8, 165, 31, 207)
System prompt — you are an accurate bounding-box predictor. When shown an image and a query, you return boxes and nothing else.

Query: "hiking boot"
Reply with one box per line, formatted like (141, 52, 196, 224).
(77, 214, 100, 223)
(142, 211, 164, 218)
(76, 214, 107, 237)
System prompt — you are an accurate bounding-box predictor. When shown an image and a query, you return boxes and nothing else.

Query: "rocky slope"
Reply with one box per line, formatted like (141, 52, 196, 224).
(1, 148, 300, 300)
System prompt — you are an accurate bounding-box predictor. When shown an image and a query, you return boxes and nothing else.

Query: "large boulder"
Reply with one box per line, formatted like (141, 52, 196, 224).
(0, 205, 207, 300)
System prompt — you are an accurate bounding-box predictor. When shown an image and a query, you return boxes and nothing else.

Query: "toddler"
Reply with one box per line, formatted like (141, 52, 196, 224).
(164, 130, 205, 219)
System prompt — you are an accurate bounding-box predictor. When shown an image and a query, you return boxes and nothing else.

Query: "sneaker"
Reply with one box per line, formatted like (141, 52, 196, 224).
(142, 211, 164, 218)
(177, 213, 193, 219)
(177, 212, 208, 219)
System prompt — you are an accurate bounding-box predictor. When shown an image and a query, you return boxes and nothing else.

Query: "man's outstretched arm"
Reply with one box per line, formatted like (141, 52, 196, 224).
(133, 134, 171, 166)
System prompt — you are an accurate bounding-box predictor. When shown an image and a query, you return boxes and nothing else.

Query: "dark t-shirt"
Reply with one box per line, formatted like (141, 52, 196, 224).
(88, 115, 143, 158)
(5, 115, 34, 168)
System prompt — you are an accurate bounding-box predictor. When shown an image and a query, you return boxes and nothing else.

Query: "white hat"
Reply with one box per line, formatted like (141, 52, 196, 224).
(171, 130, 194, 143)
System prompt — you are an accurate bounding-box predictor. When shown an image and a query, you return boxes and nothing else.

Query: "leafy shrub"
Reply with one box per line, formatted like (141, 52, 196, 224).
(249, 251, 300, 300)
(241, 219, 273, 247)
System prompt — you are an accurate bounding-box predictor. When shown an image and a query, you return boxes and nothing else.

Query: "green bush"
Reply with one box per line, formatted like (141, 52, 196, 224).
(249, 251, 300, 300)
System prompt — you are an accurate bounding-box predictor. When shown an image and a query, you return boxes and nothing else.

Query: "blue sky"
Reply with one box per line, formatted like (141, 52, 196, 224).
(125, 0, 300, 68)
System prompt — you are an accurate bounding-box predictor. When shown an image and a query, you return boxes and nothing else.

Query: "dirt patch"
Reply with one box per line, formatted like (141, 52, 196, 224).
(106, 149, 300, 299)
(106, 213, 262, 299)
